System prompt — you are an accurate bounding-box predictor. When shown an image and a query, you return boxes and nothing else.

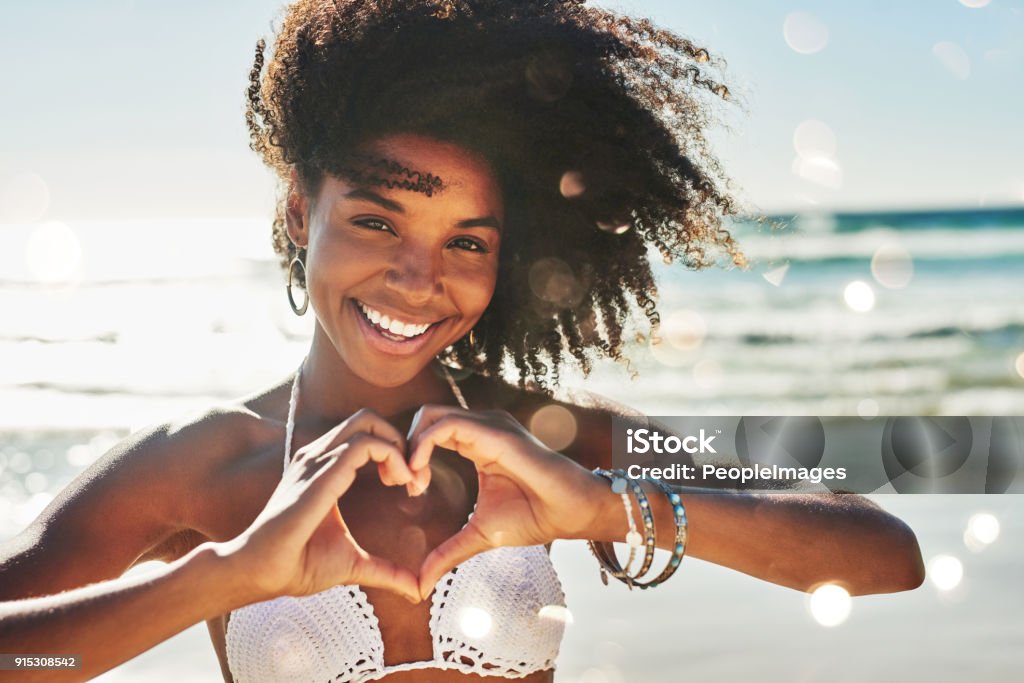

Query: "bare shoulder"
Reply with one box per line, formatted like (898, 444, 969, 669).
(0, 400, 278, 601)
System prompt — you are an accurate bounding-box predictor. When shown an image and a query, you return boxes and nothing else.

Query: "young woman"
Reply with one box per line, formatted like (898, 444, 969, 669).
(0, 1, 924, 681)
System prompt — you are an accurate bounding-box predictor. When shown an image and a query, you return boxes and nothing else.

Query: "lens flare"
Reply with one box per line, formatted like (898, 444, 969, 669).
(762, 263, 790, 287)
(663, 309, 707, 351)
(808, 584, 851, 627)
(871, 243, 914, 289)
(965, 512, 1000, 545)
(857, 399, 879, 419)
(783, 12, 829, 54)
(528, 257, 584, 307)
(538, 604, 574, 625)
(927, 554, 963, 591)
(529, 404, 578, 451)
(459, 606, 493, 638)
(794, 155, 843, 189)
(559, 171, 586, 198)
(843, 281, 875, 312)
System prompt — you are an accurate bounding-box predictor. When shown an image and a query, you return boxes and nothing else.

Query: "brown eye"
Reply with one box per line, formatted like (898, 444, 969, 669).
(354, 218, 395, 234)
(449, 236, 488, 253)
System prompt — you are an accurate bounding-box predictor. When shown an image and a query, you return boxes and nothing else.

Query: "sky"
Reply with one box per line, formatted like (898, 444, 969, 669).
(1, 0, 1022, 222)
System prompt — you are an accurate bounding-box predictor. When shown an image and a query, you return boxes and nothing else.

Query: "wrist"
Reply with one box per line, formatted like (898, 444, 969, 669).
(179, 540, 269, 612)
(584, 472, 634, 543)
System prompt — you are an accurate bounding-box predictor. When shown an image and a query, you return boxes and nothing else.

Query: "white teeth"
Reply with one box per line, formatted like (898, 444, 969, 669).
(357, 301, 431, 339)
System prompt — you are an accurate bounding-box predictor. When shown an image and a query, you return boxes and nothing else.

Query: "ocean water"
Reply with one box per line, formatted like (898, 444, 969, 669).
(1, 207, 1023, 680)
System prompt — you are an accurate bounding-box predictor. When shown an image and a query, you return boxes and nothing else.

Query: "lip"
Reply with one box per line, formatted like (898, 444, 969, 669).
(349, 298, 444, 357)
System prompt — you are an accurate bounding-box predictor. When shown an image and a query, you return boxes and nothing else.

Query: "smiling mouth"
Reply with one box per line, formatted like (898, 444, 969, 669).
(353, 299, 441, 342)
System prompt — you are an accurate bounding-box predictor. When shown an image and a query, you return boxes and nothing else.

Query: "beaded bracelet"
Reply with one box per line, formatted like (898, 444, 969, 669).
(630, 477, 688, 590)
(588, 472, 689, 590)
(588, 469, 643, 583)
(588, 468, 657, 588)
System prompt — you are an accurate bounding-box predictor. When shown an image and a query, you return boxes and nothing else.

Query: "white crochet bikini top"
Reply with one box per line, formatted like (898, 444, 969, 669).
(225, 362, 568, 682)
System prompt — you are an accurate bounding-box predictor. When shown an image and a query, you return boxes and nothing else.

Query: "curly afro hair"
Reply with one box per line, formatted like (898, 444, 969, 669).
(246, 0, 747, 390)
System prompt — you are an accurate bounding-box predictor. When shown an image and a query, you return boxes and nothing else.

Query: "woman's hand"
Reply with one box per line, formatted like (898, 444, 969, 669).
(407, 405, 611, 599)
(220, 409, 421, 604)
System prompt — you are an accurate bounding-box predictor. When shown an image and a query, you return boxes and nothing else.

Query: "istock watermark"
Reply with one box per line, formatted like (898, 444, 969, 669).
(611, 416, 1024, 493)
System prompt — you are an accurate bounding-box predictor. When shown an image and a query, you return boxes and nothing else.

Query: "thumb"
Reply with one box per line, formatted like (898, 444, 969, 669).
(417, 522, 491, 601)
(349, 550, 422, 604)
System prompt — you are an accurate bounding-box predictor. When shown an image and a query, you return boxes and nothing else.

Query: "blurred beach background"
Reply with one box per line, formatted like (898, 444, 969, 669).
(2, 0, 1023, 681)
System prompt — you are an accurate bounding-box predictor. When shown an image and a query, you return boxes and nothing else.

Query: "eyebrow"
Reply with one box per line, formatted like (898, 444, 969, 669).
(346, 188, 405, 211)
(344, 188, 502, 231)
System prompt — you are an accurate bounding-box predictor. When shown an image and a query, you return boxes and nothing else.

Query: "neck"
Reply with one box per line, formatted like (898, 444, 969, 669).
(297, 324, 458, 424)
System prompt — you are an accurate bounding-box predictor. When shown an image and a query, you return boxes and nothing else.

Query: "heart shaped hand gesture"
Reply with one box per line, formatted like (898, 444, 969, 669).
(222, 409, 422, 604)
(406, 405, 611, 600)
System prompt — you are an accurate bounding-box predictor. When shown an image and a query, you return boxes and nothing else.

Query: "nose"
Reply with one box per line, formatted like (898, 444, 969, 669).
(383, 244, 444, 305)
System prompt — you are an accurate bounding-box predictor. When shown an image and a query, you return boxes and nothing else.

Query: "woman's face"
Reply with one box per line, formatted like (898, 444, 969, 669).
(292, 134, 504, 387)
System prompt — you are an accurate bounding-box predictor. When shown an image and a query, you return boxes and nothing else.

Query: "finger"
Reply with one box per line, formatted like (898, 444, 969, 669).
(311, 435, 411, 509)
(405, 404, 467, 496)
(417, 523, 491, 600)
(406, 404, 467, 458)
(349, 551, 422, 604)
(340, 433, 415, 486)
(313, 408, 407, 456)
(409, 414, 501, 472)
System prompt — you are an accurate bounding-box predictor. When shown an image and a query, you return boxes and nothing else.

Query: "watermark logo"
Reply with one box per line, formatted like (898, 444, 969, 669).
(626, 427, 718, 455)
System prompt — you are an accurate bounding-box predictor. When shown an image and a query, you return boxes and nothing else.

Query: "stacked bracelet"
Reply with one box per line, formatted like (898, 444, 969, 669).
(630, 477, 688, 590)
(588, 468, 688, 590)
(588, 469, 645, 586)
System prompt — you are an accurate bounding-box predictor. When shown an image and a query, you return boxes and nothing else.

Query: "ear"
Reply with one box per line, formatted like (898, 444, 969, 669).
(285, 168, 310, 249)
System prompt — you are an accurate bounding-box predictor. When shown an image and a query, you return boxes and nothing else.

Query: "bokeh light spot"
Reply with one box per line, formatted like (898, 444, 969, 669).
(966, 512, 1000, 546)
(959, 0, 991, 8)
(871, 243, 914, 289)
(843, 281, 875, 312)
(459, 606, 493, 638)
(528, 257, 584, 307)
(559, 171, 586, 198)
(794, 155, 843, 189)
(808, 584, 851, 627)
(783, 12, 829, 54)
(1014, 352, 1024, 380)
(857, 399, 879, 419)
(529, 404, 578, 452)
(762, 263, 790, 287)
(24, 472, 49, 494)
(663, 309, 707, 351)
(596, 220, 631, 235)
(538, 604, 574, 625)
(928, 554, 963, 591)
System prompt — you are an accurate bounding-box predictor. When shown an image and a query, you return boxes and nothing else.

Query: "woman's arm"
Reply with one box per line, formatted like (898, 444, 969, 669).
(404, 403, 925, 597)
(0, 406, 421, 681)
(587, 482, 926, 595)
(0, 542, 251, 682)
(565, 401, 926, 594)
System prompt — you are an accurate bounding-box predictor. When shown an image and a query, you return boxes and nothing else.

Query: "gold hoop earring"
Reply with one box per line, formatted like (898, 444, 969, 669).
(287, 251, 308, 316)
